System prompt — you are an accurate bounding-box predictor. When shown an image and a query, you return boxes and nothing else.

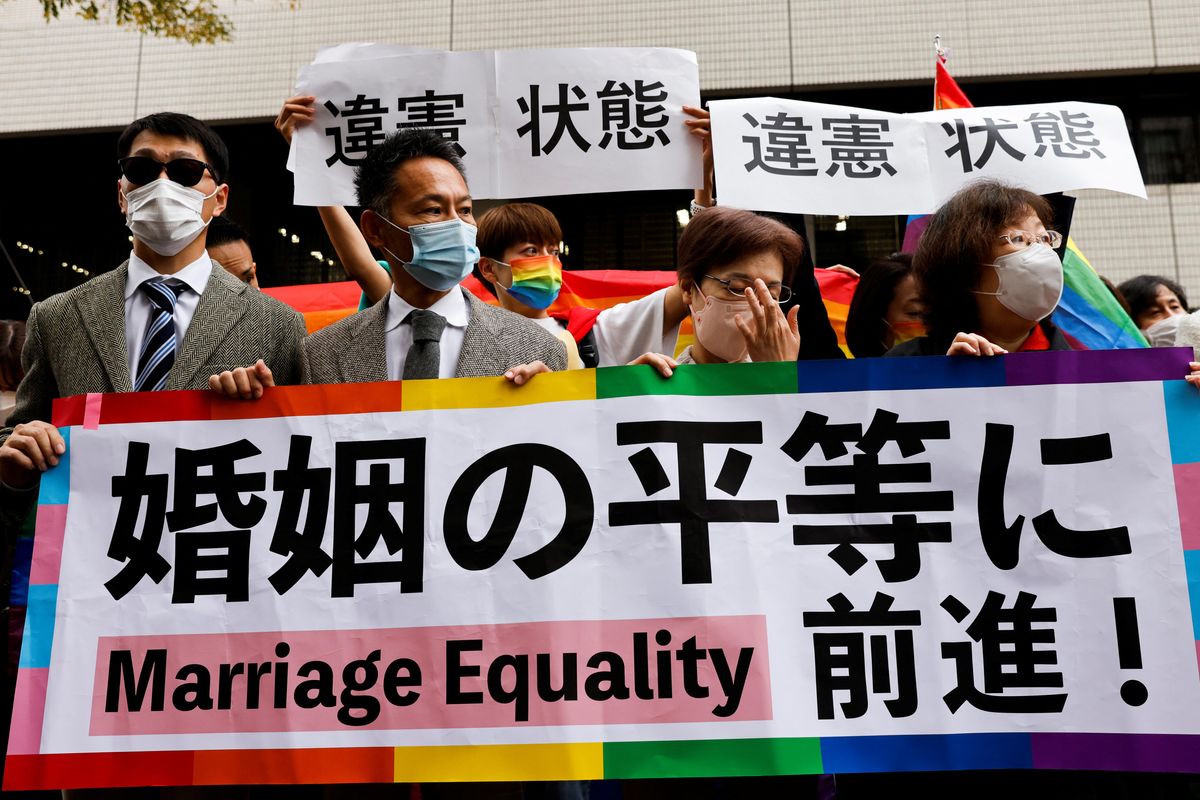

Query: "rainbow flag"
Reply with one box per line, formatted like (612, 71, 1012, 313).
(1055, 239, 1148, 349)
(264, 268, 858, 356)
(900, 54, 1146, 350)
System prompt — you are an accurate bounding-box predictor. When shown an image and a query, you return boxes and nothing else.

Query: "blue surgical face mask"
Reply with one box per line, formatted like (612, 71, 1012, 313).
(379, 215, 479, 292)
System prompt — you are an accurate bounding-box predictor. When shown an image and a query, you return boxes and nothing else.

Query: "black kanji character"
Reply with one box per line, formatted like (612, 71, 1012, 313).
(105, 441, 170, 600)
(821, 114, 898, 178)
(324, 95, 389, 167)
(742, 112, 818, 176)
(516, 84, 591, 157)
(268, 435, 333, 594)
(783, 409, 952, 582)
(1025, 110, 1106, 159)
(978, 424, 1131, 570)
(172, 529, 251, 603)
(397, 90, 467, 150)
(597, 80, 670, 150)
(443, 444, 593, 579)
(941, 591, 1067, 714)
(608, 421, 779, 584)
(803, 592, 920, 719)
(167, 439, 266, 533)
(942, 117, 1026, 172)
(332, 438, 425, 597)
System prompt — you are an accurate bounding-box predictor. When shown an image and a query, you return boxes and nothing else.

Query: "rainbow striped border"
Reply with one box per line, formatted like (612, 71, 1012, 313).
(7, 349, 1199, 789)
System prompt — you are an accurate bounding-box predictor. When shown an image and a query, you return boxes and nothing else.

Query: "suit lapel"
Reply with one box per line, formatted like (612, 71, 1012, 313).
(343, 296, 389, 383)
(455, 291, 500, 378)
(74, 264, 132, 392)
(168, 269, 249, 390)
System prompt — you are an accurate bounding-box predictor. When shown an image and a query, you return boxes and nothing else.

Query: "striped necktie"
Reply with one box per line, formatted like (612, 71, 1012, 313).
(134, 278, 185, 392)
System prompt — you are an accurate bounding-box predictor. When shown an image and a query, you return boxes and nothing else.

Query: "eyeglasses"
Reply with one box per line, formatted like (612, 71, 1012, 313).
(998, 230, 1063, 249)
(702, 274, 793, 303)
(118, 156, 214, 188)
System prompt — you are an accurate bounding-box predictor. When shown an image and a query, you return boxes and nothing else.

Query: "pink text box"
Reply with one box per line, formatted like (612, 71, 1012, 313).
(90, 615, 771, 735)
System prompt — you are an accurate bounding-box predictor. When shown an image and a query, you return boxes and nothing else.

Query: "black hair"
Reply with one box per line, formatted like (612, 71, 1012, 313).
(354, 129, 466, 215)
(206, 215, 249, 249)
(845, 253, 915, 358)
(1117, 275, 1190, 324)
(117, 112, 230, 184)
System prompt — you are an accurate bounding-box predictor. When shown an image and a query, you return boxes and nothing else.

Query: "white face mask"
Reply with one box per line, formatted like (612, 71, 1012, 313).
(690, 283, 751, 362)
(974, 243, 1064, 322)
(1144, 314, 1184, 348)
(123, 178, 218, 257)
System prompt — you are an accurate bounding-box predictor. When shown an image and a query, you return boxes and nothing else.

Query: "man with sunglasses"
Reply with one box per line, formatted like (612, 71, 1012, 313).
(0, 112, 305, 510)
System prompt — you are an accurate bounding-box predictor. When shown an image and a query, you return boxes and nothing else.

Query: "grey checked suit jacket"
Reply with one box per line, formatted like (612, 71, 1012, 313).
(0, 262, 306, 520)
(301, 289, 567, 384)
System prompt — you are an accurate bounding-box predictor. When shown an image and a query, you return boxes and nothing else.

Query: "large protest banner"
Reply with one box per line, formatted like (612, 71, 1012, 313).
(292, 48, 703, 205)
(709, 98, 1146, 215)
(6, 350, 1200, 789)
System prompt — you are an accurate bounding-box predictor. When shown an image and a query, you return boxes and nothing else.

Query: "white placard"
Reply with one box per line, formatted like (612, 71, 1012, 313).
(291, 48, 703, 205)
(710, 97, 1145, 215)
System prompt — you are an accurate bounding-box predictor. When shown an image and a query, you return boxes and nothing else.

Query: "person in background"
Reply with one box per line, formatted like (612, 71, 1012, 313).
(474, 202, 581, 367)
(845, 253, 923, 358)
(1118, 274, 1191, 347)
(206, 215, 258, 288)
(886, 180, 1071, 357)
(276, 95, 393, 307)
(474, 203, 689, 371)
(0, 321, 25, 426)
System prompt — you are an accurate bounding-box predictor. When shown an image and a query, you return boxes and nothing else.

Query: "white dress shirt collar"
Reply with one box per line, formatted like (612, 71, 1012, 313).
(124, 250, 213, 301)
(384, 286, 470, 332)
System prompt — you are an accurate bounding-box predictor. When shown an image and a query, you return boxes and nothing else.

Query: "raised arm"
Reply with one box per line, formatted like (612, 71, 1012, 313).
(276, 95, 392, 305)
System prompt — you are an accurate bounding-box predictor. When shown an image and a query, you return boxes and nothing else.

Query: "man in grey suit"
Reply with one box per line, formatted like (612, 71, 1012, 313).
(0, 112, 305, 506)
(301, 128, 565, 385)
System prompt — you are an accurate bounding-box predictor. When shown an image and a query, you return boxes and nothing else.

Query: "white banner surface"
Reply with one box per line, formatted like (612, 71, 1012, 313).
(709, 98, 1145, 215)
(292, 48, 703, 205)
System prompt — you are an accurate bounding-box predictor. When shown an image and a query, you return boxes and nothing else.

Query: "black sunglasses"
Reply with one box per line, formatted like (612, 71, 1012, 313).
(118, 156, 215, 188)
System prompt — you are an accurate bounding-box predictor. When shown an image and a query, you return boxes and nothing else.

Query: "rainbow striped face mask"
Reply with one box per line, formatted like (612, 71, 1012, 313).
(497, 254, 563, 310)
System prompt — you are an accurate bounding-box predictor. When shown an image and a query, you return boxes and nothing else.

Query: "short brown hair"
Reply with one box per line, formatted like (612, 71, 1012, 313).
(913, 180, 1053, 345)
(677, 206, 803, 287)
(477, 203, 562, 260)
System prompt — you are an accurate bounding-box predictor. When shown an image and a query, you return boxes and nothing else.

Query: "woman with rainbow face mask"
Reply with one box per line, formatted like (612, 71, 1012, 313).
(474, 203, 581, 368)
(474, 203, 691, 373)
(845, 253, 925, 358)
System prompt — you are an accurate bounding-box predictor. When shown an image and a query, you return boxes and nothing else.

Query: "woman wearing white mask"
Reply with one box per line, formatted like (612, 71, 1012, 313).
(1118, 274, 1191, 347)
(636, 206, 803, 371)
(886, 181, 1070, 358)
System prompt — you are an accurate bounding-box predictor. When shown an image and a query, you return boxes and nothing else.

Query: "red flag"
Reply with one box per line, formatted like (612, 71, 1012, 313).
(934, 57, 973, 110)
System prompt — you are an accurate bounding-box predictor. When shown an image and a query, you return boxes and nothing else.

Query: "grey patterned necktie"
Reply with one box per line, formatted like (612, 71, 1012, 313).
(402, 309, 448, 380)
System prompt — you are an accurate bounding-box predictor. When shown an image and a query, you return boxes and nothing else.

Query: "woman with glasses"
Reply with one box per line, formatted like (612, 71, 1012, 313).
(638, 206, 803, 370)
(886, 180, 1071, 358)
